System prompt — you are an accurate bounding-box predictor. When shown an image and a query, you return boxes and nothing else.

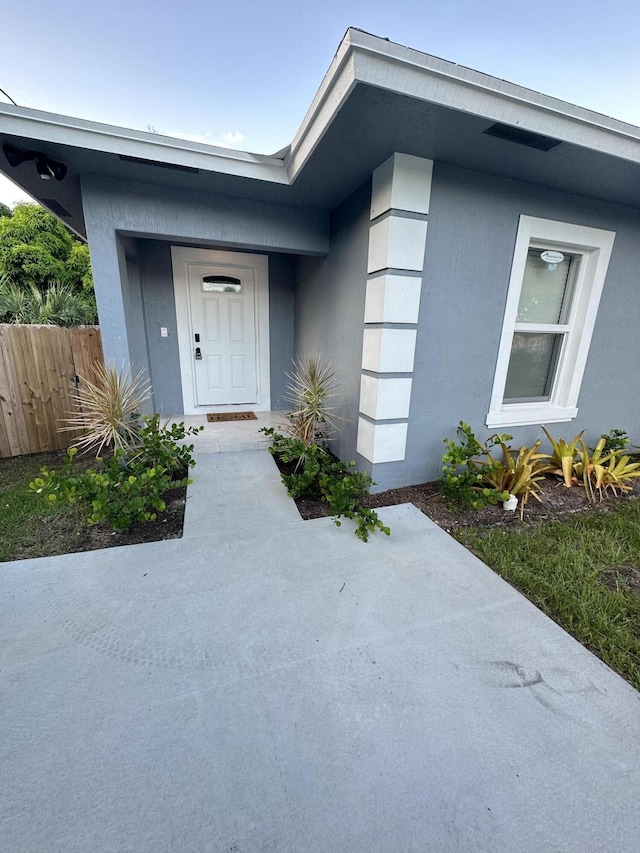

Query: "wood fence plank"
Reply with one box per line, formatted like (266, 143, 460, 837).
(23, 326, 51, 453)
(0, 336, 13, 457)
(0, 325, 104, 458)
(0, 326, 29, 455)
(10, 327, 40, 454)
(51, 327, 82, 446)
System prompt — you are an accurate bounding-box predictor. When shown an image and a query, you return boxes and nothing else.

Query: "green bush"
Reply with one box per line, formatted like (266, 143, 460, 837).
(30, 417, 202, 532)
(599, 428, 630, 455)
(262, 428, 390, 542)
(440, 422, 510, 509)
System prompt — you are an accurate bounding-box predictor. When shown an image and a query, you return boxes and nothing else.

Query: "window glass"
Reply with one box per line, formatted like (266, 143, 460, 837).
(504, 332, 562, 400)
(487, 215, 615, 428)
(202, 275, 242, 293)
(516, 249, 576, 324)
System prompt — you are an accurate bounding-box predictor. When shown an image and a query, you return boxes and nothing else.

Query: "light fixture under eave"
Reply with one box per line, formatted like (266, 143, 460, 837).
(3, 143, 67, 181)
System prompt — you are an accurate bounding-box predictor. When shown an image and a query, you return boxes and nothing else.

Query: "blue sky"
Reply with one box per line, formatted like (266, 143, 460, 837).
(1, 0, 639, 206)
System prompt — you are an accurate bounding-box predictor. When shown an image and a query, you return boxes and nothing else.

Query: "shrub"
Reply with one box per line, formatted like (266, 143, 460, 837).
(30, 416, 202, 531)
(263, 428, 390, 542)
(473, 437, 553, 518)
(599, 429, 630, 455)
(441, 422, 553, 515)
(440, 422, 510, 509)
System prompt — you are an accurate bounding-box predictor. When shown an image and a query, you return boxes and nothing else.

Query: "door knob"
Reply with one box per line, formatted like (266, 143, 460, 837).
(195, 347, 202, 360)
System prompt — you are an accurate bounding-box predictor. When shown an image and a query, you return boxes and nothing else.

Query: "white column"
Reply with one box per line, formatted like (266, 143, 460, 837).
(357, 154, 433, 465)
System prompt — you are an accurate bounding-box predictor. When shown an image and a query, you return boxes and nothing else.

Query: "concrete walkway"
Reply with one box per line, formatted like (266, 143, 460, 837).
(1, 450, 640, 852)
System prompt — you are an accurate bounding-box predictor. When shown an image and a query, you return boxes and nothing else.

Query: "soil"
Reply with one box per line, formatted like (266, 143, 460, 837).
(67, 486, 187, 552)
(276, 451, 640, 532)
(11, 485, 188, 561)
(15, 448, 639, 560)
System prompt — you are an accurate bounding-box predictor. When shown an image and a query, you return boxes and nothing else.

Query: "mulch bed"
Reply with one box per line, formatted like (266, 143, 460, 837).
(72, 486, 187, 551)
(273, 449, 640, 531)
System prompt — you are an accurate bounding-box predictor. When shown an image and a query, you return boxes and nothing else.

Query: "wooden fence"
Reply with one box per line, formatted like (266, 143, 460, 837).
(0, 325, 104, 458)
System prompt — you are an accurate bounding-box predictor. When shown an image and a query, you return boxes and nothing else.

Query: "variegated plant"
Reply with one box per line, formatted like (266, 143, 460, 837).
(574, 438, 640, 502)
(472, 437, 553, 518)
(541, 426, 585, 487)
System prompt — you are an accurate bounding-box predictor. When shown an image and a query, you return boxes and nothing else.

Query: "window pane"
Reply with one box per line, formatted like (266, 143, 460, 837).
(202, 275, 242, 293)
(504, 333, 563, 400)
(516, 250, 577, 324)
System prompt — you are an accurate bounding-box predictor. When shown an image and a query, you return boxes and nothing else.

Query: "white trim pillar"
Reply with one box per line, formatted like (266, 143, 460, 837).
(356, 154, 433, 464)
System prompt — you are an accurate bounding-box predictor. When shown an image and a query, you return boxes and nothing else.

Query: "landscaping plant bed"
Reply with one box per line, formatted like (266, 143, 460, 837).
(1, 450, 187, 563)
(284, 463, 640, 532)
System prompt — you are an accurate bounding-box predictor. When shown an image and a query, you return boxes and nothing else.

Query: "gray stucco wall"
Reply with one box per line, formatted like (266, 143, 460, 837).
(295, 180, 371, 467)
(131, 240, 295, 414)
(267, 253, 296, 409)
(376, 162, 640, 488)
(81, 174, 327, 374)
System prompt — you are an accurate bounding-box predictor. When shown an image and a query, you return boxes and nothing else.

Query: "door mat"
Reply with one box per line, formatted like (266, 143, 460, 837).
(206, 411, 257, 422)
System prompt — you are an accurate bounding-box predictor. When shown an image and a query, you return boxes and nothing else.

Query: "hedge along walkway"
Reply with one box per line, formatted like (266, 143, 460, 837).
(1, 450, 640, 852)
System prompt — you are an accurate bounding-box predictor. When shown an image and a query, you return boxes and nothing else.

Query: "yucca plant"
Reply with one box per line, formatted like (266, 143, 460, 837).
(574, 438, 640, 502)
(284, 355, 343, 448)
(542, 426, 585, 487)
(60, 362, 152, 456)
(473, 437, 553, 518)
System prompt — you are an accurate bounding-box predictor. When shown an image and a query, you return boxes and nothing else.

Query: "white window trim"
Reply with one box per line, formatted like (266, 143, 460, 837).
(487, 216, 615, 428)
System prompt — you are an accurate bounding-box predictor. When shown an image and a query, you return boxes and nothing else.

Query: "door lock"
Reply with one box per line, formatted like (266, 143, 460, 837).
(195, 347, 202, 360)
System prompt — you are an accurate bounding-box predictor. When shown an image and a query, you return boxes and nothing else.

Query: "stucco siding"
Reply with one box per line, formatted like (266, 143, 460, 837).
(267, 253, 296, 410)
(133, 241, 295, 415)
(295, 180, 371, 468)
(377, 162, 640, 488)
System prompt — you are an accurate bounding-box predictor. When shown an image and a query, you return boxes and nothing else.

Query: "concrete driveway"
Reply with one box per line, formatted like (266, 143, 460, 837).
(1, 451, 639, 852)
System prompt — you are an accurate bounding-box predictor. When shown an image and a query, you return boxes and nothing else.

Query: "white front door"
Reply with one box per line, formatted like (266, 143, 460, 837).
(171, 248, 270, 414)
(188, 263, 257, 405)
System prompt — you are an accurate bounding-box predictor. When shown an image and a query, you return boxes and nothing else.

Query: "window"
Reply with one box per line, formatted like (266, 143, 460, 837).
(202, 275, 242, 293)
(487, 216, 615, 428)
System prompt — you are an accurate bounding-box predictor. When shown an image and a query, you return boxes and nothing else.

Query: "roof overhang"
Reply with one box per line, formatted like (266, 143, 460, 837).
(2, 27, 640, 238)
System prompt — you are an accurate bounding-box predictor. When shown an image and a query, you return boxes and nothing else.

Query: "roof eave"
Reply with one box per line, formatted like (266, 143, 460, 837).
(284, 28, 640, 184)
(0, 103, 289, 184)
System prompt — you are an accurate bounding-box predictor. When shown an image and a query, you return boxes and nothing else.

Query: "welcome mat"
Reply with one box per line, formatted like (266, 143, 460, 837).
(206, 411, 257, 422)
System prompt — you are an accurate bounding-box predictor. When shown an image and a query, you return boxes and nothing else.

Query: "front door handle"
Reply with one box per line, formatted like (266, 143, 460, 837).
(195, 347, 202, 360)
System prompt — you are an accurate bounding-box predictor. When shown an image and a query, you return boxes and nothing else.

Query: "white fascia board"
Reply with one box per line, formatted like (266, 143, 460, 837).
(4, 28, 640, 195)
(0, 103, 288, 184)
(347, 30, 640, 166)
(284, 46, 358, 180)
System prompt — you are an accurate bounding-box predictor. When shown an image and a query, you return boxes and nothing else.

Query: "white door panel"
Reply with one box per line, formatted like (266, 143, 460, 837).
(187, 263, 258, 405)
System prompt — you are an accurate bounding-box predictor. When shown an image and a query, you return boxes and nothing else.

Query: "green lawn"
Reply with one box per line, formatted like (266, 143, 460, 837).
(0, 451, 86, 562)
(455, 500, 640, 691)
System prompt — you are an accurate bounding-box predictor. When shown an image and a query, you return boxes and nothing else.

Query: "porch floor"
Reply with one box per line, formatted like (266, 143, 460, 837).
(170, 410, 286, 453)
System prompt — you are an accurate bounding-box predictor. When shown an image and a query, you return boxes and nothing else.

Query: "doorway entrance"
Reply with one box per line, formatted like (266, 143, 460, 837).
(171, 247, 270, 414)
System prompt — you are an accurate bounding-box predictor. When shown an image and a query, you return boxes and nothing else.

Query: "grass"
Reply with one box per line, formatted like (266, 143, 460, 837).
(455, 500, 640, 691)
(0, 451, 87, 562)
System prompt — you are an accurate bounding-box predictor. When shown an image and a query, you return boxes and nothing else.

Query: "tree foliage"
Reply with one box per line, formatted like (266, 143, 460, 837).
(0, 203, 96, 324)
(0, 279, 97, 326)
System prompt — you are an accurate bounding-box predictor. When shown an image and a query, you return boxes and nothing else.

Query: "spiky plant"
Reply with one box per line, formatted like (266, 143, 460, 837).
(60, 362, 152, 456)
(542, 426, 585, 487)
(574, 438, 640, 503)
(284, 355, 342, 447)
(0, 278, 97, 326)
